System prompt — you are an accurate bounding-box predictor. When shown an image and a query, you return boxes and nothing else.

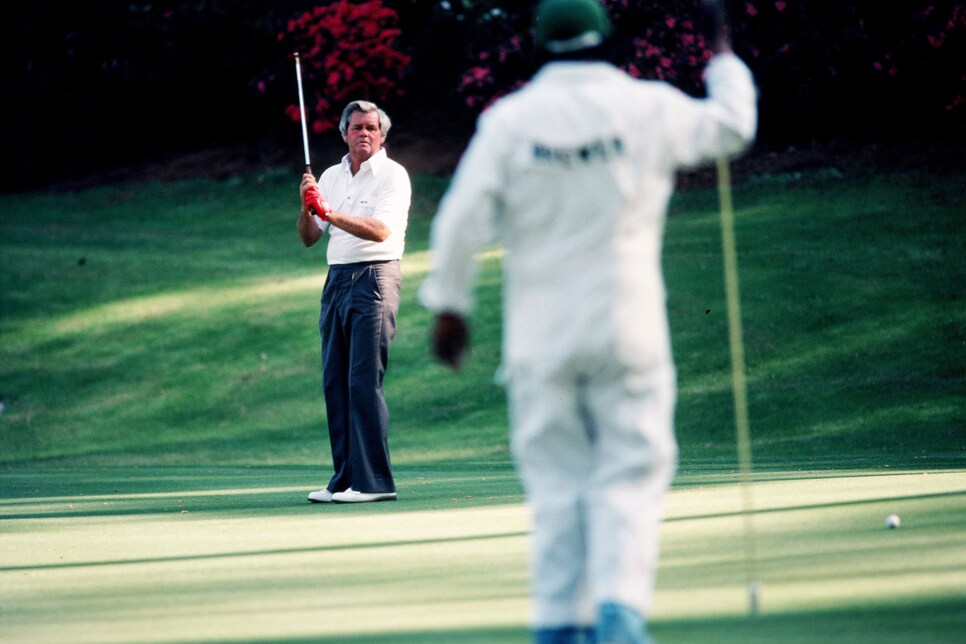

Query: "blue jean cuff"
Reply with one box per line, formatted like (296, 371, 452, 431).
(596, 602, 649, 644)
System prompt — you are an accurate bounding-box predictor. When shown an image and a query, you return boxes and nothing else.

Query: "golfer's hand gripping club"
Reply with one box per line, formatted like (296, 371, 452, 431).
(431, 313, 469, 371)
(304, 188, 332, 221)
(300, 175, 332, 221)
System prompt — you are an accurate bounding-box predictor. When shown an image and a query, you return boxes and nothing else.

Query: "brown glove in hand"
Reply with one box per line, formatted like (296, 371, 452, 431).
(432, 313, 469, 371)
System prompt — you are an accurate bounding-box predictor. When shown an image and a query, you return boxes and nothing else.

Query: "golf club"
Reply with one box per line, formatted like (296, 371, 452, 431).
(716, 156, 761, 615)
(293, 51, 312, 175)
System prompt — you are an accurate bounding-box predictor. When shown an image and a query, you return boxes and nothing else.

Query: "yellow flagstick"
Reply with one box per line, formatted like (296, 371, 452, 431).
(716, 157, 761, 615)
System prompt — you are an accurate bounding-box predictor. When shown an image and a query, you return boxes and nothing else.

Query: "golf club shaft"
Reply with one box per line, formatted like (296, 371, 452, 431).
(716, 156, 760, 614)
(294, 52, 312, 174)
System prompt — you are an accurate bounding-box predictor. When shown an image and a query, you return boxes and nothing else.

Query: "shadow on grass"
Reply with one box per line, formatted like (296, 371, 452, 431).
(185, 598, 966, 643)
(0, 463, 525, 520)
(0, 529, 528, 573)
(4, 462, 963, 521)
(665, 489, 966, 524)
(650, 598, 966, 644)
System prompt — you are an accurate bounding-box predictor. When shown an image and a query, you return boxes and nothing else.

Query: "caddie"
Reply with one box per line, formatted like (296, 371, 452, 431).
(419, 0, 757, 642)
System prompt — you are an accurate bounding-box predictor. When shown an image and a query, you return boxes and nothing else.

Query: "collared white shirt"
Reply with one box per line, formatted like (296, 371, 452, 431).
(316, 147, 411, 265)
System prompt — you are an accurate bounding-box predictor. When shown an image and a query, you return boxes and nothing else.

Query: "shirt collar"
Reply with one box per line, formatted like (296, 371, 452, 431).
(341, 147, 388, 176)
(534, 61, 618, 83)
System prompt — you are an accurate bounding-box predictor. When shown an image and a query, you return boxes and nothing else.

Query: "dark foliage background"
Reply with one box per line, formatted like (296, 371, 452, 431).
(2, 0, 963, 192)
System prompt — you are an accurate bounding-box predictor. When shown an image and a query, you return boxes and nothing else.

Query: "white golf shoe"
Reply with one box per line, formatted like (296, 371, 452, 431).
(307, 488, 334, 503)
(331, 488, 397, 503)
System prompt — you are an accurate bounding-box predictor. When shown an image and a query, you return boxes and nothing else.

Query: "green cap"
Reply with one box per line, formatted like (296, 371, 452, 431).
(534, 0, 613, 53)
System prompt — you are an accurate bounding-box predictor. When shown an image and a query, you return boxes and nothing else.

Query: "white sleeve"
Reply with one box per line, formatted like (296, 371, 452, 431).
(418, 111, 505, 315)
(372, 163, 412, 233)
(666, 53, 758, 168)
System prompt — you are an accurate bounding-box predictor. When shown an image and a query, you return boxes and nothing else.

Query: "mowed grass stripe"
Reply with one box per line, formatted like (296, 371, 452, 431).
(2, 469, 964, 642)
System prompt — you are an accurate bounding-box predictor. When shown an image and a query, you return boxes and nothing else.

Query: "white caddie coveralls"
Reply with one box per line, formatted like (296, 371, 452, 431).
(419, 53, 757, 628)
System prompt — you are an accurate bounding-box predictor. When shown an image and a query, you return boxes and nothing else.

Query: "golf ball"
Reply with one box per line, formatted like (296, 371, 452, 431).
(885, 513, 900, 529)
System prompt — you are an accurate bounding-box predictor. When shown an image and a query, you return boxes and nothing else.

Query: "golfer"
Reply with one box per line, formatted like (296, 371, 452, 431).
(299, 100, 411, 504)
(419, 0, 756, 641)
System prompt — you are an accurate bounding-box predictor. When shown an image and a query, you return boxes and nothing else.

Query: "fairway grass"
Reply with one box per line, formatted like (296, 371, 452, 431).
(2, 465, 964, 643)
(1, 164, 964, 641)
(2, 169, 963, 467)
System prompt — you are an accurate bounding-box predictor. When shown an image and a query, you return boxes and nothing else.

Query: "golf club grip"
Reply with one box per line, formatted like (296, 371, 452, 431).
(301, 163, 320, 216)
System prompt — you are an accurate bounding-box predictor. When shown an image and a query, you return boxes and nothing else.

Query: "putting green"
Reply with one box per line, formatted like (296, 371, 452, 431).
(2, 466, 964, 643)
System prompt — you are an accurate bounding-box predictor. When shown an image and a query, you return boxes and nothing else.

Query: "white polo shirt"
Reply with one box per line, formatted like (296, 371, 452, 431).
(316, 148, 411, 265)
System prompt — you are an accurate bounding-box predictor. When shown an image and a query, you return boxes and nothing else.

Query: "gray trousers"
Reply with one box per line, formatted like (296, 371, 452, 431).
(320, 260, 401, 494)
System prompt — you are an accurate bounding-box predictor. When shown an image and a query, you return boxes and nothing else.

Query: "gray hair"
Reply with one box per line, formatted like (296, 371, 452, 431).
(338, 100, 392, 138)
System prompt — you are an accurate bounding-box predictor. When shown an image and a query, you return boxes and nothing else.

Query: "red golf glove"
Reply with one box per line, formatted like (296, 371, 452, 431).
(303, 187, 332, 221)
